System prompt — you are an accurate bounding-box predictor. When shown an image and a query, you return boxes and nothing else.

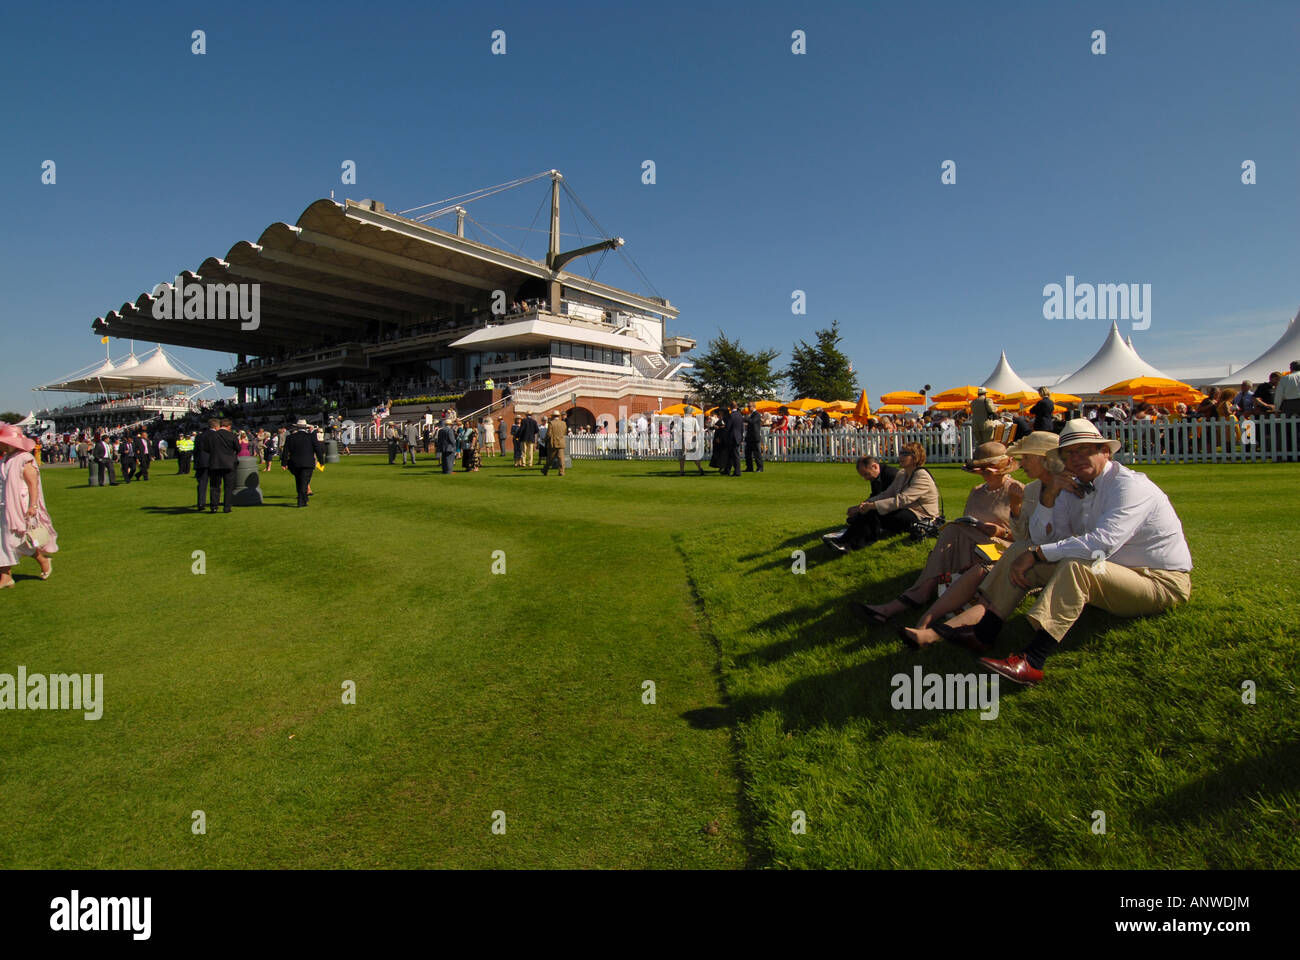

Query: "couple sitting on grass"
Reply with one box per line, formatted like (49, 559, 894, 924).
(846, 421, 1193, 685)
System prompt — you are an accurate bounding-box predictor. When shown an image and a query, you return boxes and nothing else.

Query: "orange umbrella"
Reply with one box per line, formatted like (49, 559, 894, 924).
(932, 385, 1003, 402)
(999, 390, 1040, 404)
(795, 398, 829, 410)
(880, 391, 927, 406)
(1049, 392, 1083, 405)
(852, 388, 872, 422)
(1100, 377, 1189, 396)
(874, 403, 913, 415)
(826, 400, 858, 411)
(754, 400, 786, 413)
(933, 400, 972, 411)
(657, 403, 700, 416)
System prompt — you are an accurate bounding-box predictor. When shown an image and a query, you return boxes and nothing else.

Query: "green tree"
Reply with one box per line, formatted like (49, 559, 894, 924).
(784, 320, 859, 400)
(0, 412, 23, 424)
(681, 331, 782, 411)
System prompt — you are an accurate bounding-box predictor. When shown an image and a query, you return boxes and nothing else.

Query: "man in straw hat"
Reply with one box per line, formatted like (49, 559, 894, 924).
(930, 419, 1192, 685)
(541, 410, 567, 477)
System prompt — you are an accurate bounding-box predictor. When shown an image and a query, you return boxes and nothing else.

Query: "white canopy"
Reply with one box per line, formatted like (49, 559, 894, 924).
(980, 351, 1037, 394)
(1214, 307, 1300, 387)
(1051, 322, 1174, 395)
(36, 346, 201, 394)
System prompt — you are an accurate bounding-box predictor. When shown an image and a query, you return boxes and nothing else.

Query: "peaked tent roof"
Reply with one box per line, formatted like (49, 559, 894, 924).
(1214, 307, 1300, 386)
(980, 351, 1037, 394)
(1125, 337, 1171, 379)
(36, 347, 201, 393)
(123, 347, 202, 388)
(1051, 322, 1173, 395)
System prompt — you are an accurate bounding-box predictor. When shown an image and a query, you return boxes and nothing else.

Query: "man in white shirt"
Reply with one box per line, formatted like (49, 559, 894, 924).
(932, 419, 1192, 684)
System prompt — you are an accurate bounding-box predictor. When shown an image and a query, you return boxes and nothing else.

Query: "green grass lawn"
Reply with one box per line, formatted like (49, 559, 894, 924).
(2, 454, 1296, 868)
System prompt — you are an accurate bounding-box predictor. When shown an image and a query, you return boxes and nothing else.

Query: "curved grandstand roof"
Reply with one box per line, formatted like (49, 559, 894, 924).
(1214, 307, 1300, 386)
(1051, 322, 1173, 395)
(979, 352, 1036, 394)
(91, 198, 677, 355)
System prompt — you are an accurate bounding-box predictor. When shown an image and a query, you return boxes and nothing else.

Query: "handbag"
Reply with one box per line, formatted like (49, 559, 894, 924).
(23, 520, 52, 551)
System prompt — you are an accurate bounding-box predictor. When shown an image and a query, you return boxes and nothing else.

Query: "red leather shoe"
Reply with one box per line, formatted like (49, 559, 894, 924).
(978, 654, 1043, 685)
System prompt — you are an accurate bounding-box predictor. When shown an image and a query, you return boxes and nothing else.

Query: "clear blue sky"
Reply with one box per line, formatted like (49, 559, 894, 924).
(2, 0, 1297, 414)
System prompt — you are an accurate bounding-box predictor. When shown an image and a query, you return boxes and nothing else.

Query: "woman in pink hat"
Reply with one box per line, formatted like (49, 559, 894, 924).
(0, 425, 58, 587)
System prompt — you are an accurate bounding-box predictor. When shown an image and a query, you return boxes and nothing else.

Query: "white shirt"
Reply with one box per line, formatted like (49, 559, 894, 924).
(1275, 371, 1300, 405)
(1030, 459, 1192, 571)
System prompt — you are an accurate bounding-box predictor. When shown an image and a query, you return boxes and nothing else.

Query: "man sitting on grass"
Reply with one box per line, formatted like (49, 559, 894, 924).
(822, 456, 899, 553)
(928, 419, 1193, 685)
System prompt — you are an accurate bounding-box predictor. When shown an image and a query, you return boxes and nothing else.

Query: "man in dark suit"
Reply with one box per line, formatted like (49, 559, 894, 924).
(824, 456, 901, 553)
(200, 418, 240, 512)
(119, 431, 137, 483)
(281, 420, 325, 507)
(92, 431, 118, 486)
(134, 430, 153, 481)
(193, 419, 216, 509)
(744, 403, 765, 473)
(723, 401, 744, 477)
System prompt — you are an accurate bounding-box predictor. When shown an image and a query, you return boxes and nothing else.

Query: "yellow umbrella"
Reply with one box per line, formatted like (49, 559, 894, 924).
(1100, 377, 1189, 396)
(826, 400, 858, 411)
(932, 385, 1003, 402)
(880, 391, 927, 406)
(657, 403, 700, 417)
(796, 398, 830, 410)
(1000, 390, 1040, 404)
(754, 400, 786, 413)
(933, 400, 972, 411)
(1049, 392, 1083, 405)
(874, 403, 913, 415)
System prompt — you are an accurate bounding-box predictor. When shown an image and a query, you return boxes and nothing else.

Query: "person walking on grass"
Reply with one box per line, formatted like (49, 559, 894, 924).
(0, 425, 58, 588)
(541, 410, 567, 477)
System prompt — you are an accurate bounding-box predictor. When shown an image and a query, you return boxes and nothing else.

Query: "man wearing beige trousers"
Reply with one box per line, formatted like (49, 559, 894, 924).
(932, 419, 1192, 685)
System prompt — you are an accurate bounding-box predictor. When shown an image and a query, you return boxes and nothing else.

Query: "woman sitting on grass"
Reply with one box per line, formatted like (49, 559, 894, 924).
(852, 442, 1023, 625)
(888, 432, 1061, 647)
(826, 441, 941, 553)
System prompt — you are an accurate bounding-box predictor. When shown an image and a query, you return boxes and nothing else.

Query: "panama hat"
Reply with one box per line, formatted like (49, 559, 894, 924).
(963, 441, 1016, 473)
(1005, 431, 1060, 458)
(0, 424, 35, 453)
(1051, 418, 1122, 457)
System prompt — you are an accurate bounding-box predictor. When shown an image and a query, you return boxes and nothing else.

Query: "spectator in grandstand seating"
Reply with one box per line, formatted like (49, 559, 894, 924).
(852, 442, 1024, 625)
(827, 446, 941, 554)
(921, 420, 1192, 685)
(0, 425, 58, 587)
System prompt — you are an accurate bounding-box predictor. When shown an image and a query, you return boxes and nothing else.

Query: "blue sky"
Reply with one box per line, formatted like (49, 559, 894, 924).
(2, 0, 1297, 414)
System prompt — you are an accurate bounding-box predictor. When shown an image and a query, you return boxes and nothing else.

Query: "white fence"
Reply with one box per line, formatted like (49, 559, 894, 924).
(565, 418, 1300, 465)
(1099, 416, 1300, 463)
(567, 427, 976, 463)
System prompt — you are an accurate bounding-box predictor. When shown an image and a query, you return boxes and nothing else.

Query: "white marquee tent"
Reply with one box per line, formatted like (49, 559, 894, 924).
(1214, 307, 1300, 387)
(1050, 322, 1174, 395)
(980, 351, 1036, 394)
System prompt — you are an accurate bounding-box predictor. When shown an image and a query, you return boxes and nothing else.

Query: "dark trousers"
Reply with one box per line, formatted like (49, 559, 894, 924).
(121, 459, 136, 482)
(208, 468, 233, 510)
(293, 467, 313, 506)
(844, 508, 920, 548)
(441, 452, 456, 474)
(723, 445, 741, 476)
(96, 460, 116, 485)
(745, 442, 763, 472)
(387, 440, 399, 464)
(178, 452, 191, 474)
(195, 467, 209, 506)
(137, 458, 150, 480)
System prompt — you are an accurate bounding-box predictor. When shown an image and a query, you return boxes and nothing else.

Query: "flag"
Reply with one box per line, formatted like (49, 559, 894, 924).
(100, 336, 109, 343)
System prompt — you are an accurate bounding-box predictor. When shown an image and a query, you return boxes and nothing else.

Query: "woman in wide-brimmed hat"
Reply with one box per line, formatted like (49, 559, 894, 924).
(0, 424, 58, 588)
(853, 441, 1024, 630)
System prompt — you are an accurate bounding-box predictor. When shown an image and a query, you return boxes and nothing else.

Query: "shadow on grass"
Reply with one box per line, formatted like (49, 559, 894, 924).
(1135, 740, 1300, 830)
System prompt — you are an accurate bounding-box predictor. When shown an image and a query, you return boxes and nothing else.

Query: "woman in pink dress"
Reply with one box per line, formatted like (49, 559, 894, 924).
(0, 424, 58, 588)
